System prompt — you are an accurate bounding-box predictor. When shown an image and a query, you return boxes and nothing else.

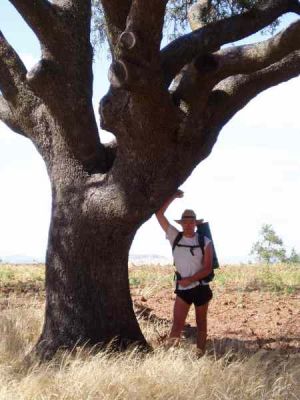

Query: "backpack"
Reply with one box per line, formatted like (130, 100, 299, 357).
(172, 222, 219, 284)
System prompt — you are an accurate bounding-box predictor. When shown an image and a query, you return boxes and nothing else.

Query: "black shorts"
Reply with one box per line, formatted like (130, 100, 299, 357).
(175, 284, 213, 307)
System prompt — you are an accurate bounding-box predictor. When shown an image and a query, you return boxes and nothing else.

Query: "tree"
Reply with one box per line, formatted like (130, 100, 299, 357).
(1, 0, 300, 359)
(251, 224, 287, 264)
(251, 224, 300, 264)
(286, 247, 300, 264)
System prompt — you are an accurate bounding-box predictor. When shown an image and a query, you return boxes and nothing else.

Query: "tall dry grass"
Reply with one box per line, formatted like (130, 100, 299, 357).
(0, 300, 299, 398)
(0, 263, 299, 399)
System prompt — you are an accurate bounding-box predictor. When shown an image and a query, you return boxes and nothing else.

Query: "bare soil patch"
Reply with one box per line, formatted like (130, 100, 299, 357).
(132, 284, 300, 354)
(1, 264, 299, 356)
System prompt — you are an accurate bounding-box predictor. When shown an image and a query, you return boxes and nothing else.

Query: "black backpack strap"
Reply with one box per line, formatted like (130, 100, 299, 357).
(173, 232, 203, 256)
(172, 232, 183, 288)
(197, 231, 214, 284)
(176, 244, 200, 256)
(197, 232, 205, 255)
(174, 271, 182, 291)
(172, 232, 183, 253)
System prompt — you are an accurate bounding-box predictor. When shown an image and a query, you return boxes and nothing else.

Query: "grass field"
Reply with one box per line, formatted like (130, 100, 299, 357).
(0, 263, 299, 399)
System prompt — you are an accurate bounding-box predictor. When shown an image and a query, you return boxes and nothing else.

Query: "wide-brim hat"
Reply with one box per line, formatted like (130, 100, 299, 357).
(175, 209, 204, 224)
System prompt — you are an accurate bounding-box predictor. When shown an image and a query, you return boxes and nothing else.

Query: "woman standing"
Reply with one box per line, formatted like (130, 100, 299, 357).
(156, 190, 213, 355)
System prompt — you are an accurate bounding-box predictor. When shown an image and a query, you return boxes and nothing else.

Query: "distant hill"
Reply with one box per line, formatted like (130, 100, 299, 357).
(1, 253, 248, 265)
(1, 255, 44, 264)
(1, 254, 171, 266)
(0, 254, 250, 265)
(129, 254, 172, 265)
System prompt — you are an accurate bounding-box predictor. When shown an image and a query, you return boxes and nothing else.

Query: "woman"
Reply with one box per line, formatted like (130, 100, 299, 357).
(156, 190, 213, 355)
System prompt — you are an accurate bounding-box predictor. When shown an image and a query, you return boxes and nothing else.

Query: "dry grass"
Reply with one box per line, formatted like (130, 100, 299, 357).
(214, 264, 300, 294)
(0, 264, 44, 284)
(1, 263, 299, 294)
(129, 263, 300, 295)
(1, 300, 299, 400)
(0, 263, 299, 399)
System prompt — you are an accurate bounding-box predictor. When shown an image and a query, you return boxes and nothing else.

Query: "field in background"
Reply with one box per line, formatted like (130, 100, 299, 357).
(0, 263, 299, 399)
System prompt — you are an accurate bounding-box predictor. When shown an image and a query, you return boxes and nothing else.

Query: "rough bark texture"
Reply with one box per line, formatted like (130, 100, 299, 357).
(35, 174, 147, 359)
(1, 0, 300, 359)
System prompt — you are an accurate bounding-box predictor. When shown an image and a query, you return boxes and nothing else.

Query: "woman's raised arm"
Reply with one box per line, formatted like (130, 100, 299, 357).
(155, 190, 183, 233)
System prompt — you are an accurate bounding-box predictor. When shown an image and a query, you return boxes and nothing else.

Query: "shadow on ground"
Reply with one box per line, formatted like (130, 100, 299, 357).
(134, 301, 300, 357)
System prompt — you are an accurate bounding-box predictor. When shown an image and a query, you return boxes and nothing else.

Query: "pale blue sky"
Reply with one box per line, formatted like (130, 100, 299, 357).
(0, 2, 299, 263)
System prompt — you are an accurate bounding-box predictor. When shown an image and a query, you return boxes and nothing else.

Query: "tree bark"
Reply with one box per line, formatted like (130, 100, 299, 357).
(34, 174, 148, 360)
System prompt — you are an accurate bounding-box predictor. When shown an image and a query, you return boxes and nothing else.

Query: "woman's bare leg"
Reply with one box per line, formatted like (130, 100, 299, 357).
(195, 302, 209, 353)
(168, 295, 190, 346)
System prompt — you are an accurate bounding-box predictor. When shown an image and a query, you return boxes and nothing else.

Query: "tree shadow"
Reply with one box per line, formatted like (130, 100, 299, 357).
(134, 302, 300, 358)
(134, 302, 170, 324)
(183, 325, 300, 357)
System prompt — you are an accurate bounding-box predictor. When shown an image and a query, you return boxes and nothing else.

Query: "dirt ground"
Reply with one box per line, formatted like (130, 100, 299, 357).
(1, 277, 299, 355)
(132, 286, 300, 354)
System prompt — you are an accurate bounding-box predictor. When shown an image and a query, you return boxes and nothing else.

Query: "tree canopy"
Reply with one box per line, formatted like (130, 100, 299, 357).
(251, 224, 300, 264)
(251, 224, 287, 264)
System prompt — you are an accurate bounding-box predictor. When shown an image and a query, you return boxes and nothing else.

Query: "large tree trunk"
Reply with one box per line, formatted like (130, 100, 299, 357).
(34, 175, 148, 360)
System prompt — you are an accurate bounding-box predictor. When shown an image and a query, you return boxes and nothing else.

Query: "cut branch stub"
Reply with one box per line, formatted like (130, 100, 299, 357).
(108, 58, 155, 90)
(108, 58, 150, 90)
(26, 59, 46, 82)
(101, 0, 132, 51)
(26, 59, 60, 90)
(108, 60, 129, 88)
(99, 89, 130, 134)
(118, 31, 137, 50)
(188, 0, 211, 31)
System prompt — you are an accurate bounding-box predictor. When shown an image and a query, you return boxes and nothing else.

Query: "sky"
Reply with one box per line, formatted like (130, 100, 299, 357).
(0, 2, 299, 264)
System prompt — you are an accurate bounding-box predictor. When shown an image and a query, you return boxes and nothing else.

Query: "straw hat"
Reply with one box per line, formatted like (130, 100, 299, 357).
(175, 209, 204, 224)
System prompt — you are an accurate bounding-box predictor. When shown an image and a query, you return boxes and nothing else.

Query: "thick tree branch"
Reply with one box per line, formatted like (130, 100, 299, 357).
(161, 0, 300, 86)
(172, 40, 300, 179)
(0, 30, 27, 102)
(56, 0, 92, 22)
(0, 96, 26, 136)
(173, 19, 300, 107)
(101, 0, 132, 52)
(9, 0, 92, 64)
(8, 0, 58, 47)
(0, 32, 52, 143)
(125, 0, 167, 52)
(8, 1, 105, 172)
(209, 50, 300, 129)
(108, 0, 167, 89)
(175, 49, 300, 179)
(212, 19, 300, 79)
